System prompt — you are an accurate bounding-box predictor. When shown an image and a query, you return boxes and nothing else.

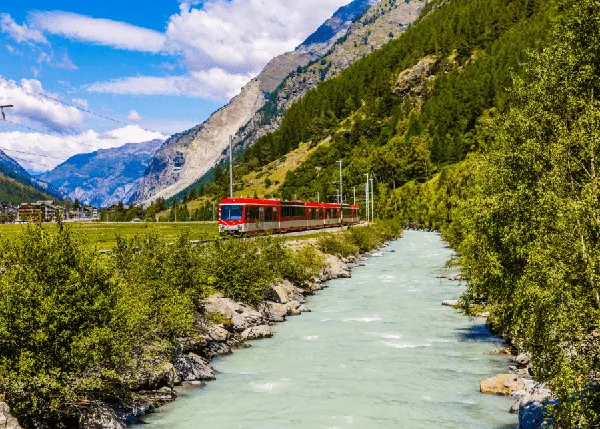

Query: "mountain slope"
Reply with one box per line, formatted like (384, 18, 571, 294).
(0, 149, 62, 202)
(136, 0, 423, 205)
(40, 140, 163, 207)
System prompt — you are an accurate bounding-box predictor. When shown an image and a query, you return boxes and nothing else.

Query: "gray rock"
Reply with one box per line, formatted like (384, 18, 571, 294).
(205, 341, 232, 358)
(0, 402, 22, 429)
(240, 325, 273, 341)
(442, 300, 460, 308)
(395, 56, 436, 94)
(449, 273, 463, 281)
(78, 403, 126, 429)
(515, 353, 532, 366)
(258, 301, 288, 322)
(205, 295, 265, 332)
(130, 362, 179, 391)
(202, 322, 230, 342)
(514, 387, 553, 427)
(173, 353, 216, 382)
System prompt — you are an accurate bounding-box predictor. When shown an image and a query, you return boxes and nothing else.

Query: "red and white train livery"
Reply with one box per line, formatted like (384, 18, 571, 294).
(219, 198, 360, 235)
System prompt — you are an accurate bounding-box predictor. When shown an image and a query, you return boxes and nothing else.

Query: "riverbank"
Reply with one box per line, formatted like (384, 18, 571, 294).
(119, 248, 364, 426)
(136, 230, 517, 428)
(0, 221, 403, 428)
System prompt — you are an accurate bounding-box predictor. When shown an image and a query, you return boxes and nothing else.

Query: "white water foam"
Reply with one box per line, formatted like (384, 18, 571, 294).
(344, 316, 382, 323)
(252, 382, 279, 392)
(303, 335, 319, 341)
(383, 340, 432, 349)
(366, 332, 402, 339)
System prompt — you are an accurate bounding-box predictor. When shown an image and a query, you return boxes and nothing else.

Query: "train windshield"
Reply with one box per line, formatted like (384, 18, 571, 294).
(221, 205, 243, 221)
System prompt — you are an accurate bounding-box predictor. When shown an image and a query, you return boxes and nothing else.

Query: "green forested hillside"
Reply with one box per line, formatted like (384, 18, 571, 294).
(181, 0, 600, 425)
(0, 174, 54, 206)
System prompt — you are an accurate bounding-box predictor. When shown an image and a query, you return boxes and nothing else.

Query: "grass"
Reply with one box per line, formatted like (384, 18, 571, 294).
(236, 140, 331, 199)
(0, 222, 219, 250)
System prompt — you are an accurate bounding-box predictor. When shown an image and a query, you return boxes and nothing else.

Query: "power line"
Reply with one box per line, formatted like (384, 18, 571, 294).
(0, 75, 164, 136)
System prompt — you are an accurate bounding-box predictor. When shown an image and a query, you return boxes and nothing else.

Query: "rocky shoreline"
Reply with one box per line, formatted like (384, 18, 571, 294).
(441, 277, 553, 429)
(0, 242, 392, 429)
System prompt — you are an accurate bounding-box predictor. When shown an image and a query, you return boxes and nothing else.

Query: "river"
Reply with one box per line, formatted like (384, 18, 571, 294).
(140, 231, 516, 428)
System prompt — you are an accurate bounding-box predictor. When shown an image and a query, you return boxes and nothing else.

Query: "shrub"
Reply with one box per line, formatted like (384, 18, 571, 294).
(280, 245, 326, 285)
(317, 233, 359, 257)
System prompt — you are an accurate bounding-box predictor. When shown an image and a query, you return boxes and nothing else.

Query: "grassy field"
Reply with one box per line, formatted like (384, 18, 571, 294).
(0, 222, 219, 250)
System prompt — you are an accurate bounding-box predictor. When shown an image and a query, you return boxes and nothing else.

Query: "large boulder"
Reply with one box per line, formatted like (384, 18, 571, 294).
(129, 362, 180, 391)
(78, 403, 126, 429)
(321, 256, 350, 280)
(204, 296, 265, 332)
(480, 374, 526, 396)
(258, 301, 288, 322)
(241, 325, 273, 341)
(265, 280, 306, 304)
(174, 353, 216, 382)
(0, 402, 22, 429)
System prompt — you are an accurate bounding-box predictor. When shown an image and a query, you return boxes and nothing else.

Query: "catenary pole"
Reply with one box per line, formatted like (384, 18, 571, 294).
(229, 135, 234, 198)
(371, 178, 375, 222)
(364, 173, 369, 223)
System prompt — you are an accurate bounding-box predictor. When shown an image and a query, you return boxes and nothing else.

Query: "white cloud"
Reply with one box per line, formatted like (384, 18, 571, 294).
(87, 67, 253, 100)
(0, 77, 84, 131)
(5, 44, 14, 53)
(28, 11, 166, 53)
(127, 110, 142, 121)
(0, 126, 166, 172)
(165, 0, 350, 73)
(71, 98, 88, 108)
(0, 13, 48, 44)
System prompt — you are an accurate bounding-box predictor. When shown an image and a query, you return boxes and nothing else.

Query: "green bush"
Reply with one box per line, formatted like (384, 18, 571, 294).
(281, 245, 326, 285)
(317, 233, 359, 257)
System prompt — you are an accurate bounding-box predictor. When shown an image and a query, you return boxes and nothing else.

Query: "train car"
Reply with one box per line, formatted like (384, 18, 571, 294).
(219, 198, 360, 235)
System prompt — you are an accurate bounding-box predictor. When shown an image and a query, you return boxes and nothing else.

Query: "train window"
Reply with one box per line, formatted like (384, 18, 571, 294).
(264, 206, 276, 222)
(282, 205, 305, 219)
(246, 206, 260, 221)
(221, 205, 243, 221)
(343, 208, 353, 217)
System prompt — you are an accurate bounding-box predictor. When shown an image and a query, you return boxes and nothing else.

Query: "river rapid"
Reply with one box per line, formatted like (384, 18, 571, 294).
(141, 231, 516, 428)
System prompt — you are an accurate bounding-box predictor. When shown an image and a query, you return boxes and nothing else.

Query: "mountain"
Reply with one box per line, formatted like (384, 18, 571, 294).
(135, 0, 424, 205)
(40, 140, 163, 207)
(0, 149, 62, 203)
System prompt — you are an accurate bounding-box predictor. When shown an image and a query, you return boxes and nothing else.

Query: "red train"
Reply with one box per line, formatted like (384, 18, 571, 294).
(219, 198, 360, 235)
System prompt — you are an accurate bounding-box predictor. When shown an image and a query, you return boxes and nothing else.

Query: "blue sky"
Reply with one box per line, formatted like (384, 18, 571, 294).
(0, 0, 350, 172)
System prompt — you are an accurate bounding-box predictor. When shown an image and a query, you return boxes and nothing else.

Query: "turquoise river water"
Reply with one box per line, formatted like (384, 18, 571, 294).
(140, 231, 517, 428)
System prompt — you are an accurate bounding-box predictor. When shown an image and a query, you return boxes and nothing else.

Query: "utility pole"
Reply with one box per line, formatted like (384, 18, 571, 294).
(0, 105, 13, 121)
(370, 178, 374, 221)
(212, 202, 215, 222)
(336, 160, 343, 223)
(229, 135, 234, 198)
(364, 173, 370, 223)
(353, 187, 356, 205)
(317, 192, 320, 203)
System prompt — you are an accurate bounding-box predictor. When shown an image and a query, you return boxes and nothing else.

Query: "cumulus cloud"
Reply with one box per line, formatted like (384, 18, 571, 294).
(0, 13, 48, 44)
(28, 11, 166, 53)
(127, 110, 142, 121)
(0, 126, 167, 172)
(25, 1, 350, 99)
(0, 77, 84, 131)
(87, 68, 253, 100)
(165, 0, 349, 73)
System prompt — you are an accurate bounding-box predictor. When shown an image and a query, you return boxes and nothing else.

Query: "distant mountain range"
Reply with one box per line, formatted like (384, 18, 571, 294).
(39, 140, 163, 208)
(133, 0, 423, 205)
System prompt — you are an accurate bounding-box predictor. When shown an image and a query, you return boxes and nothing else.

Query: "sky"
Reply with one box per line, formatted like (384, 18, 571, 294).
(0, 0, 351, 173)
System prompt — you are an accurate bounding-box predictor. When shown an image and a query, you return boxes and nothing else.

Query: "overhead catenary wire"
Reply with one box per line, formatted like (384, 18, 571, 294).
(0, 75, 165, 136)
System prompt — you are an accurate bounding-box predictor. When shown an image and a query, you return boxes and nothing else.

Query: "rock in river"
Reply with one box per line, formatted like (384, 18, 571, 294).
(241, 325, 273, 341)
(174, 353, 216, 382)
(480, 374, 526, 396)
(78, 403, 126, 429)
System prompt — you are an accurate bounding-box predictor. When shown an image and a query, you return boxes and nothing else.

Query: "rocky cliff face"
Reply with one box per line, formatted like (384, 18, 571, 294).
(39, 140, 163, 207)
(136, 0, 423, 205)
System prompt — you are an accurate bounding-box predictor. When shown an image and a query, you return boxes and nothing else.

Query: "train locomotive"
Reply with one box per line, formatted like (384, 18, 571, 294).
(218, 198, 360, 235)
